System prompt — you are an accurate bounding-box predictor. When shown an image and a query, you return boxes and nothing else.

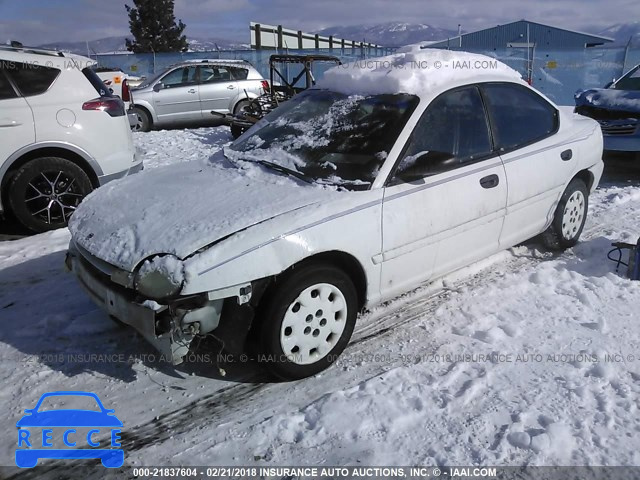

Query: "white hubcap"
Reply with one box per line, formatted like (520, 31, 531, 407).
(280, 283, 348, 365)
(561, 190, 585, 240)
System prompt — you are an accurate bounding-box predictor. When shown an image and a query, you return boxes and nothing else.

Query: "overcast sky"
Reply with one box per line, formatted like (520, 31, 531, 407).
(1, 0, 638, 44)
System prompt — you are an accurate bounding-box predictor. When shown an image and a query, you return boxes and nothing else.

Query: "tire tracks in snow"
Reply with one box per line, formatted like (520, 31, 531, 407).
(11, 252, 529, 478)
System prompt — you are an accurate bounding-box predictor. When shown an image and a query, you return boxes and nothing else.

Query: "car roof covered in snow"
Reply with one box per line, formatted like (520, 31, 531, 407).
(318, 47, 524, 97)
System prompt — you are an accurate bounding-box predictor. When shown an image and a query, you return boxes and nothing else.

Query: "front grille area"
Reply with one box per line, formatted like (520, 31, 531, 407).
(600, 123, 638, 136)
(75, 248, 138, 302)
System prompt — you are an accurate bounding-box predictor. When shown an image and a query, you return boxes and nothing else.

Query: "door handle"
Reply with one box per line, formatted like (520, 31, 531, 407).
(0, 121, 22, 128)
(187, 88, 197, 94)
(227, 85, 235, 90)
(480, 174, 500, 189)
(561, 149, 573, 161)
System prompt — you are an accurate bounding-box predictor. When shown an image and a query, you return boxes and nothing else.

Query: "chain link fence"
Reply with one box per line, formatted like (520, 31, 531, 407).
(93, 41, 640, 106)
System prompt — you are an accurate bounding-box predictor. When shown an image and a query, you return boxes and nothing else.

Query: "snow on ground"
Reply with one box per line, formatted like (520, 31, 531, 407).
(1, 126, 640, 475)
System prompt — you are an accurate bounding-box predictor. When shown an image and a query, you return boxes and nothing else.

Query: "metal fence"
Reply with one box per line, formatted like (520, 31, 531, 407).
(93, 43, 640, 106)
(440, 45, 640, 105)
(91, 47, 384, 85)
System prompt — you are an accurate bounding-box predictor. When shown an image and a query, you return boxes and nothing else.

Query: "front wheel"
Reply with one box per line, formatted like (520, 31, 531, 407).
(131, 106, 151, 132)
(542, 178, 588, 250)
(258, 264, 358, 380)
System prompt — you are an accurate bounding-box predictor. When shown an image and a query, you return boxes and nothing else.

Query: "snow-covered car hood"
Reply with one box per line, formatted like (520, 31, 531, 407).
(575, 88, 640, 114)
(68, 155, 338, 272)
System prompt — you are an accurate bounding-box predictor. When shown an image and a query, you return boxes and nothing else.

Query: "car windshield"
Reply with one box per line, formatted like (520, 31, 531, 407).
(614, 65, 640, 90)
(136, 69, 167, 89)
(36, 395, 101, 412)
(225, 89, 419, 190)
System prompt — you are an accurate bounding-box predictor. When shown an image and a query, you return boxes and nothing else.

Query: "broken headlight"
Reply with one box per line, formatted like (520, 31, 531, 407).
(134, 254, 185, 301)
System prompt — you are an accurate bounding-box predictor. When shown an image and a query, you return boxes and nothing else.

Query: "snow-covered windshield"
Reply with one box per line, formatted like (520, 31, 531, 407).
(226, 89, 419, 190)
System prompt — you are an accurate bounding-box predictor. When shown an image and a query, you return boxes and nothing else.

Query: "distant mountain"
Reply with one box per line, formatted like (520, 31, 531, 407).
(597, 22, 640, 45)
(38, 36, 249, 55)
(39, 36, 128, 55)
(316, 22, 458, 47)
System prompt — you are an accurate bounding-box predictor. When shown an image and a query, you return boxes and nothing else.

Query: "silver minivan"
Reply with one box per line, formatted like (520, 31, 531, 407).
(130, 59, 268, 132)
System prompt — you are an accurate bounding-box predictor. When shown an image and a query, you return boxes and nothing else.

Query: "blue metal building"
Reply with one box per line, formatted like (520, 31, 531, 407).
(429, 20, 613, 50)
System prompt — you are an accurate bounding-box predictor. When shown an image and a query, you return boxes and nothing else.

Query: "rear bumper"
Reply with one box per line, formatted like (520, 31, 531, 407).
(98, 151, 143, 185)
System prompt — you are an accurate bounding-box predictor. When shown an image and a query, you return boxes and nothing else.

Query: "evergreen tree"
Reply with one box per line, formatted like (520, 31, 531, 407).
(125, 0, 188, 53)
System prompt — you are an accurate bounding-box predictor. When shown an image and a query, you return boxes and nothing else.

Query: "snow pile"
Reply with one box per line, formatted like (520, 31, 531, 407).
(319, 48, 522, 96)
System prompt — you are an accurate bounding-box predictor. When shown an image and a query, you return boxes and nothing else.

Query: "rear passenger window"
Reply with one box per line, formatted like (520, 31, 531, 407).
(4, 62, 60, 97)
(199, 66, 233, 83)
(0, 71, 17, 99)
(82, 67, 112, 97)
(231, 68, 248, 80)
(482, 83, 558, 151)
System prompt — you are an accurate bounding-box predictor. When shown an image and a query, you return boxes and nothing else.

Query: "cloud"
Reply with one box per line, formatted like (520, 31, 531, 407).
(1, 0, 638, 45)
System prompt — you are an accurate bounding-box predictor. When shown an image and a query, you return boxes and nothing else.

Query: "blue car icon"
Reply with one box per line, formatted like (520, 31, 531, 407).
(16, 391, 124, 468)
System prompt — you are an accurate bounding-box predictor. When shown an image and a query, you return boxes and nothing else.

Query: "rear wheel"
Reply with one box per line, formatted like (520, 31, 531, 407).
(8, 157, 93, 233)
(230, 100, 253, 139)
(258, 264, 358, 380)
(233, 99, 252, 115)
(131, 106, 151, 132)
(542, 178, 588, 250)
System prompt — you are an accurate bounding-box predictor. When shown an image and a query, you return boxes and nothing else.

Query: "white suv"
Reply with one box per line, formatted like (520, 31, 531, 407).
(0, 45, 142, 233)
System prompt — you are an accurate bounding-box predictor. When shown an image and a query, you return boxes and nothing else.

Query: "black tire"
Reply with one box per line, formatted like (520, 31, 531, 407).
(230, 100, 253, 139)
(131, 106, 151, 132)
(8, 157, 93, 233)
(258, 264, 358, 380)
(542, 178, 589, 250)
(233, 99, 252, 115)
(230, 123, 246, 140)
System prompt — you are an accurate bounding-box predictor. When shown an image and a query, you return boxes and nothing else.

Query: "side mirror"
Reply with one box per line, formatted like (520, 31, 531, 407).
(153, 83, 164, 92)
(395, 150, 456, 183)
(604, 81, 614, 89)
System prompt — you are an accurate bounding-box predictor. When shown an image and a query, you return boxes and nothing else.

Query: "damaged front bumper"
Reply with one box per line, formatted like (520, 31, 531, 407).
(65, 243, 252, 365)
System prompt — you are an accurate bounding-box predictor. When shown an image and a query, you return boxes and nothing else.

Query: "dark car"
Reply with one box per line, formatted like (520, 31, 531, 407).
(574, 64, 640, 155)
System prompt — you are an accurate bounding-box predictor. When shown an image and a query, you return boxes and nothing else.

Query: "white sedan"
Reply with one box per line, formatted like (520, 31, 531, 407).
(66, 49, 604, 380)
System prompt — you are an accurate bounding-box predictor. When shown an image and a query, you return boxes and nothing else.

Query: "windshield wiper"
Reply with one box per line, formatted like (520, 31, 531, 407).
(257, 160, 314, 183)
(223, 148, 315, 184)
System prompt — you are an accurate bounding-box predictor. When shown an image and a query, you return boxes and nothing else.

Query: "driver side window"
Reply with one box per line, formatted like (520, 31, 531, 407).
(390, 86, 493, 185)
(160, 66, 198, 88)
